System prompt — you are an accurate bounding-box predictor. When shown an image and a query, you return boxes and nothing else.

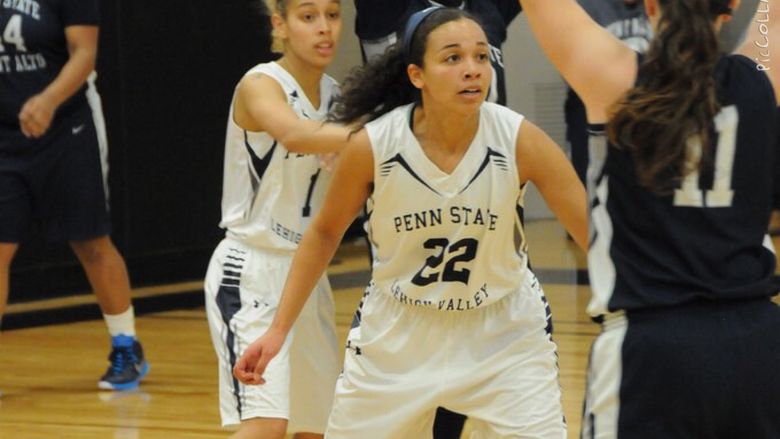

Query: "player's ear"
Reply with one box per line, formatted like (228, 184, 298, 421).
(407, 64, 424, 90)
(721, 0, 740, 22)
(644, 0, 658, 20)
(271, 12, 288, 41)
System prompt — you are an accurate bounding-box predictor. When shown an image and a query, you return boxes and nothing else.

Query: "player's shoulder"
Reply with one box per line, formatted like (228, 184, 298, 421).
(723, 54, 766, 74)
(364, 105, 414, 153)
(367, 104, 412, 128)
(481, 102, 525, 125)
(240, 66, 283, 92)
(241, 62, 283, 86)
(719, 54, 776, 104)
(235, 63, 290, 105)
(322, 73, 339, 90)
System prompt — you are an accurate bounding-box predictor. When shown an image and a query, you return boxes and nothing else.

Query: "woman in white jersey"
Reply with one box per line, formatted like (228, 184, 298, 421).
(204, 1, 348, 438)
(235, 7, 587, 438)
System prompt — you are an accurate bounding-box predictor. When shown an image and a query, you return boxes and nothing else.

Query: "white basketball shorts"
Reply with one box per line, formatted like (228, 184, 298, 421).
(204, 237, 339, 433)
(326, 271, 566, 438)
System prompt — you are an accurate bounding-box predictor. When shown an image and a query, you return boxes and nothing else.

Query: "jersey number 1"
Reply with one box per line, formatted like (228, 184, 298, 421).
(673, 106, 738, 208)
(301, 169, 321, 217)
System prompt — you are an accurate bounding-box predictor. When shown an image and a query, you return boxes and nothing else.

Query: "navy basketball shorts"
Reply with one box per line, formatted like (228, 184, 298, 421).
(0, 105, 111, 243)
(582, 297, 780, 439)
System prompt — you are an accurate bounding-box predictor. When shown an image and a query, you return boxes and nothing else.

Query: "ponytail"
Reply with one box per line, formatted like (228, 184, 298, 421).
(608, 0, 728, 193)
(329, 44, 420, 126)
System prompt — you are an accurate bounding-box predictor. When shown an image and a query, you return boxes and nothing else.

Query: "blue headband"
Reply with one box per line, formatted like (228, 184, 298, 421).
(401, 6, 444, 63)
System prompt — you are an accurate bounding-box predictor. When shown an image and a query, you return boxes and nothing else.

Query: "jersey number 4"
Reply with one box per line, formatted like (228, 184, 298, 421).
(0, 15, 27, 53)
(674, 106, 738, 208)
(411, 238, 478, 286)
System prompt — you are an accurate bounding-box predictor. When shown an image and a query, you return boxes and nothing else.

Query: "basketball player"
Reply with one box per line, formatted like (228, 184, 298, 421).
(234, 7, 588, 438)
(520, 0, 780, 436)
(354, 2, 523, 434)
(0, 0, 148, 390)
(203, 1, 346, 438)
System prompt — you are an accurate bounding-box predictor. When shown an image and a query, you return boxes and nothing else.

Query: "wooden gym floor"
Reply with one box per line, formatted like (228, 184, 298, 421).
(0, 220, 777, 439)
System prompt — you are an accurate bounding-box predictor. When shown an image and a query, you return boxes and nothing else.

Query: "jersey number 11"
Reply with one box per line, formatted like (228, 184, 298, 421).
(673, 105, 738, 208)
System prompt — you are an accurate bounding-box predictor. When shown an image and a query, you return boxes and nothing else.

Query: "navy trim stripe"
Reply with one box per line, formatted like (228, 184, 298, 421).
(460, 147, 507, 193)
(245, 133, 277, 182)
(221, 278, 240, 286)
(379, 153, 440, 195)
(540, 292, 554, 337)
(349, 284, 372, 330)
(216, 281, 244, 418)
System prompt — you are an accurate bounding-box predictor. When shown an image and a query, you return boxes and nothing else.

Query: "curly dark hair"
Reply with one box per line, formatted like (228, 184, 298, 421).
(329, 8, 482, 127)
(608, 0, 731, 193)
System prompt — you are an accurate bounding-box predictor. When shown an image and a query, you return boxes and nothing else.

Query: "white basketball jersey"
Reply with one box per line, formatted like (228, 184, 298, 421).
(219, 62, 338, 252)
(366, 103, 529, 311)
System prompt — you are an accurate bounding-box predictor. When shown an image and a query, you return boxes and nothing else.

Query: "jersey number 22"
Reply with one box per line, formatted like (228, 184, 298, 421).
(411, 238, 478, 286)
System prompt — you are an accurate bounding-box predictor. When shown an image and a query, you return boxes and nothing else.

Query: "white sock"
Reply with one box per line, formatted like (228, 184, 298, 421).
(103, 306, 136, 338)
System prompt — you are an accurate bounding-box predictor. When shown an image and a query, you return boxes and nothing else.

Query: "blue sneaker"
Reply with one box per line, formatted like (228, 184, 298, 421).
(98, 335, 150, 390)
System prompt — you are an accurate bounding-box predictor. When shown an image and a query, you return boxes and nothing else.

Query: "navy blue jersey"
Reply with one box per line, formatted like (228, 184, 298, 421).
(578, 0, 652, 53)
(587, 54, 779, 315)
(0, 0, 98, 135)
(354, 0, 521, 105)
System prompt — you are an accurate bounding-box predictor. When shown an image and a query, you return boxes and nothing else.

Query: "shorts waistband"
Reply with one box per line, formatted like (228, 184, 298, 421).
(623, 296, 774, 321)
(220, 236, 294, 259)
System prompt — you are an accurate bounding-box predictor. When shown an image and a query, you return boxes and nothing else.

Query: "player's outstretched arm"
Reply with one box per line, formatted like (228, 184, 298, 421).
(232, 73, 351, 155)
(234, 130, 374, 385)
(517, 0, 636, 122)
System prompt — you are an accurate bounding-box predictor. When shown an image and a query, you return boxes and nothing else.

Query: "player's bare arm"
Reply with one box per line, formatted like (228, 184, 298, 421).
(516, 119, 588, 250)
(234, 130, 373, 385)
(233, 72, 351, 154)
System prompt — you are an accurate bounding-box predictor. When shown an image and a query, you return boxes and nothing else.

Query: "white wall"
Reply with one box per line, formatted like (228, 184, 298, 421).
(328, 4, 361, 83)
(328, 5, 568, 220)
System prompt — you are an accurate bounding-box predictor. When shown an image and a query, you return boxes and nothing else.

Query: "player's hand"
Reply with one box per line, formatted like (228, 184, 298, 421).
(233, 327, 286, 385)
(19, 93, 57, 138)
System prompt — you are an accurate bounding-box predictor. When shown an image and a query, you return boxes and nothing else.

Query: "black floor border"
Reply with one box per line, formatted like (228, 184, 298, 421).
(3, 290, 205, 331)
(4, 272, 775, 331)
